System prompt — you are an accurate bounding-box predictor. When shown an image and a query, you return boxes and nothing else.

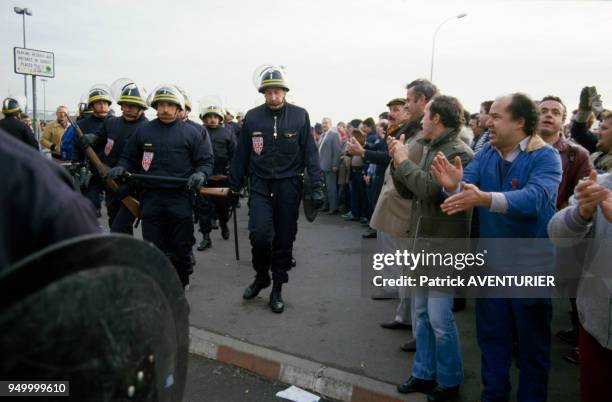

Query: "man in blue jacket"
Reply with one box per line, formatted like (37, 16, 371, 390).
(431, 93, 562, 402)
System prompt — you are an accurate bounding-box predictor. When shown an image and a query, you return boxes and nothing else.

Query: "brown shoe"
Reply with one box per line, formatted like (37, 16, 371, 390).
(400, 338, 417, 352)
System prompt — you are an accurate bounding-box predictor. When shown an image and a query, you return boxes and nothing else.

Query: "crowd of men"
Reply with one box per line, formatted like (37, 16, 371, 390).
(310, 82, 611, 402)
(1, 72, 611, 401)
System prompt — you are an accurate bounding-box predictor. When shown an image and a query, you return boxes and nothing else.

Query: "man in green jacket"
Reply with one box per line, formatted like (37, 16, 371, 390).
(388, 95, 473, 402)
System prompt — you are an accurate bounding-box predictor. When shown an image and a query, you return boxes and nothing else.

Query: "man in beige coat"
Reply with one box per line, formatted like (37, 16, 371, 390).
(40, 105, 70, 159)
(368, 80, 439, 352)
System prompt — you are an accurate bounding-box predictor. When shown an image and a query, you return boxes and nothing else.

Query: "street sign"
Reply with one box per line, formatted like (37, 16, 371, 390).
(13, 47, 54, 78)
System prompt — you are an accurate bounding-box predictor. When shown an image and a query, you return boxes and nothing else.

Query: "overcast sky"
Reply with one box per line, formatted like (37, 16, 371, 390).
(1, 0, 611, 124)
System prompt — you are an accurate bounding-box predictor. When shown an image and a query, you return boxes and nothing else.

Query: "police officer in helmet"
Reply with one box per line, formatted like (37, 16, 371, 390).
(109, 84, 213, 288)
(230, 65, 324, 313)
(96, 82, 149, 233)
(0, 97, 37, 149)
(196, 100, 235, 250)
(72, 84, 114, 216)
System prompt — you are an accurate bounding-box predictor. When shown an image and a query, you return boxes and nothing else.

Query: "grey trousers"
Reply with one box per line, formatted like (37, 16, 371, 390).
(377, 230, 413, 325)
(323, 170, 338, 210)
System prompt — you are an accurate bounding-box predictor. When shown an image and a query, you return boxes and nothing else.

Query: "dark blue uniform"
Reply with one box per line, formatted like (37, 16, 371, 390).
(185, 119, 213, 153)
(229, 103, 322, 284)
(0, 117, 38, 149)
(225, 121, 241, 142)
(96, 114, 148, 233)
(118, 118, 213, 286)
(196, 125, 235, 237)
(0, 129, 100, 269)
(72, 114, 109, 212)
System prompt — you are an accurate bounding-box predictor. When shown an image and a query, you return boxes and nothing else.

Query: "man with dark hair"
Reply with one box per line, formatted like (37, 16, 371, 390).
(472, 100, 494, 152)
(378, 111, 389, 121)
(590, 111, 612, 173)
(539, 96, 592, 210)
(432, 93, 562, 402)
(469, 113, 483, 141)
(390, 94, 473, 401)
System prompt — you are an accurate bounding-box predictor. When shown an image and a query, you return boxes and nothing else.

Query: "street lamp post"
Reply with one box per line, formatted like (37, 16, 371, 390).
(13, 6, 32, 114)
(430, 12, 467, 82)
(40, 78, 47, 123)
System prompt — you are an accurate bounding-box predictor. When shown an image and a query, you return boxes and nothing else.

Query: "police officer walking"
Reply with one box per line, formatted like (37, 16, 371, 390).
(0, 97, 38, 149)
(109, 84, 213, 288)
(229, 65, 324, 313)
(95, 82, 149, 234)
(196, 100, 235, 250)
(72, 84, 113, 216)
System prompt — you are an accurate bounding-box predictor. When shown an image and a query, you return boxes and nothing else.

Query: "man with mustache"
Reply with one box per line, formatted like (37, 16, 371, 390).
(110, 84, 213, 289)
(95, 83, 150, 234)
(229, 65, 324, 314)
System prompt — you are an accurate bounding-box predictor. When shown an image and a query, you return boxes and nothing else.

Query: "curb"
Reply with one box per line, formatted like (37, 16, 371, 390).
(189, 326, 425, 402)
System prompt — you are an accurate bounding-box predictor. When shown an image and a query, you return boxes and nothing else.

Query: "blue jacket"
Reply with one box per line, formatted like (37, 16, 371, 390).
(96, 115, 148, 168)
(229, 102, 322, 190)
(463, 135, 562, 273)
(118, 118, 214, 190)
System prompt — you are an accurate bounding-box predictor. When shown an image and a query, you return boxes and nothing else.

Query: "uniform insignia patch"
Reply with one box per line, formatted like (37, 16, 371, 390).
(142, 151, 154, 171)
(252, 136, 263, 155)
(104, 138, 114, 156)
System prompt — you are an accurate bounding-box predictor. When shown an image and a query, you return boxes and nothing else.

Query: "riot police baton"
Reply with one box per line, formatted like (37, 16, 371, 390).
(233, 204, 239, 261)
(124, 173, 230, 197)
(196, 173, 239, 260)
(125, 172, 241, 260)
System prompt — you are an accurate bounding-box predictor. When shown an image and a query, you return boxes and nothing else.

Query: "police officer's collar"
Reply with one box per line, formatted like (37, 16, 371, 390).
(92, 113, 107, 121)
(265, 102, 286, 114)
(122, 114, 146, 124)
(157, 117, 179, 127)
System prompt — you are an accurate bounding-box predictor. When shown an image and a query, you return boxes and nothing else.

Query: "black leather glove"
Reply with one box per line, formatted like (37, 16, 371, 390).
(187, 172, 206, 191)
(311, 182, 325, 210)
(227, 189, 240, 206)
(76, 133, 98, 150)
(579, 86, 595, 112)
(109, 166, 126, 180)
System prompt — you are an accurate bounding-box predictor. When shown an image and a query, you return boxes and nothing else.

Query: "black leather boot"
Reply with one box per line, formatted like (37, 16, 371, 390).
(269, 283, 284, 313)
(220, 221, 230, 240)
(197, 233, 212, 251)
(242, 276, 271, 300)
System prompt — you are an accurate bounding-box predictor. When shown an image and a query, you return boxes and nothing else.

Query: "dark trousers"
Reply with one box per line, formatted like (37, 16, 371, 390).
(580, 325, 612, 402)
(106, 191, 135, 235)
(372, 173, 384, 210)
(248, 176, 300, 284)
(194, 194, 230, 235)
(141, 190, 195, 287)
(82, 178, 104, 211)
(350, 170, 367, 218)
(476, 298, 552, 402)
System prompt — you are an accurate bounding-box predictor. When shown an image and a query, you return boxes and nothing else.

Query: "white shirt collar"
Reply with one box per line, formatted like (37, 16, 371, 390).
(494, 136, 530, 162)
